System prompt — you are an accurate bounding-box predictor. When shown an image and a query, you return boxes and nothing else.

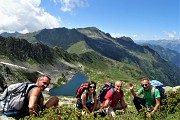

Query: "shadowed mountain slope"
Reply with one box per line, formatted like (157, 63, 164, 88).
(15, 27, 180, 86)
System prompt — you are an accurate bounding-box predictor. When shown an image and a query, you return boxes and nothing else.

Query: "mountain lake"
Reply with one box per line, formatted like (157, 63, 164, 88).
(49, 72, 88, 96)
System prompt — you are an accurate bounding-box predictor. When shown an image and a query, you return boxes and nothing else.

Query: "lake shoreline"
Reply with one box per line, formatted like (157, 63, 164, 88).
(49, 72, 88, 96)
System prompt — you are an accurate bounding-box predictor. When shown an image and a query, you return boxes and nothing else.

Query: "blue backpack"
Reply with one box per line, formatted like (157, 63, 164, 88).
(150, 80, 167, 99)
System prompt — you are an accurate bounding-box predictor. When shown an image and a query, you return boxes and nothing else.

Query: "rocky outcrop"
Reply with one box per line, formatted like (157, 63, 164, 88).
(0, 36, 54, 62)
(164, 86, 180, 92)
(0, 36, 80, 89)
(58, 97, 76, 106)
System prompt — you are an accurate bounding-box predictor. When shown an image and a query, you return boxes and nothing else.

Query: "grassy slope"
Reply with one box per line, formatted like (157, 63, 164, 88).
(68, 41, 145, 86)
(67, 41, 93, 54)
(66, 41, 146, 103)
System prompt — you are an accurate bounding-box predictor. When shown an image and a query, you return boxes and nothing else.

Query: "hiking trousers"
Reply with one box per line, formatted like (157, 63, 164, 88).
(133, 97, 147, 111)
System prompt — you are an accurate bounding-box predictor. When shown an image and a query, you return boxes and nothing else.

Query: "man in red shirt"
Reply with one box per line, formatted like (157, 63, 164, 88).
(102, 81, 126, 119)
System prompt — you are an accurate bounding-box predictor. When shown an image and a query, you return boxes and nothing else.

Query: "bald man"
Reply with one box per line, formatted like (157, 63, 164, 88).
(102, 81, 126, 119)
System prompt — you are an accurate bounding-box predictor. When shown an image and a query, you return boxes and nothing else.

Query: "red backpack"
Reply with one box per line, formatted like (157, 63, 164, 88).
(75, 82, 89, 99)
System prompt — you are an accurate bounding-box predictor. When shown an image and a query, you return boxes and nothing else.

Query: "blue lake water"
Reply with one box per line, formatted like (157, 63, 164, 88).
(49, 72, 88, 96)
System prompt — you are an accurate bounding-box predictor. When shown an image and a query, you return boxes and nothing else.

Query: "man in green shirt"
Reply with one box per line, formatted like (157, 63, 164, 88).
(129, 78, 161, 117)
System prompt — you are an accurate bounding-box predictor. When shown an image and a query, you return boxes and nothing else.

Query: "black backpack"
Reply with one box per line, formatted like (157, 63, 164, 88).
(98, 82, 114, 103)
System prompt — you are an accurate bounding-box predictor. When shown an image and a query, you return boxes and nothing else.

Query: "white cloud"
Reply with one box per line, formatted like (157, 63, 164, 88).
(132, 35, 138, 38)
(153, 35, 160, 40)
(0, 0, 60, 34)
(110, 33, 128, 38)
(53, 0, 88, 12)
(163, 31, 177, 39)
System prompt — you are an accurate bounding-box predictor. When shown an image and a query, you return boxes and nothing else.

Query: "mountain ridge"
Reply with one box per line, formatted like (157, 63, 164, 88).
(0, 27, 180, 87)
(135, 39, 180, 54)
(16, 27, 180, 86)
(141, 43, 180, 67)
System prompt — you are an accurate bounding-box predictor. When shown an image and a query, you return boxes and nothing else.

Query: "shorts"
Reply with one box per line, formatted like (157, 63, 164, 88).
(102, 106, 116, 118)
(76, 99, 94, 112)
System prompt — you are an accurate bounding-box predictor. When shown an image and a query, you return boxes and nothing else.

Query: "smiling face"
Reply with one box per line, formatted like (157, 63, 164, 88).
(37, 75, 50, 91)
(141, 79, 150, 91)
(114, 81, 122, 93)
(89, 83, 96, 93)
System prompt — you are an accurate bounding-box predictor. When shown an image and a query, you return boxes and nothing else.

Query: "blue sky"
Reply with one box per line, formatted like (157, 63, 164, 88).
(0, 0, 179, 40)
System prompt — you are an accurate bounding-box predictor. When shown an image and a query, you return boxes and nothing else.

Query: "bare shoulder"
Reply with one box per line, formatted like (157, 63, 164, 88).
(30, 87, 41, 96)
(82, 92, 87, 98)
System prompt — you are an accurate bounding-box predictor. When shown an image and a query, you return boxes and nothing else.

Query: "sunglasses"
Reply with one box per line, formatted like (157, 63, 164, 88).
(141, 84, 148, 87)
(89, 86, 96, 89)
(43, 82, 49, 86)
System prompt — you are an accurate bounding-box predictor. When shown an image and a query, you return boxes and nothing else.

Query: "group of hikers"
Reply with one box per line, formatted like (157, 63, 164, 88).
(75, 78, 163, 119)
(0, 74, 166, 119)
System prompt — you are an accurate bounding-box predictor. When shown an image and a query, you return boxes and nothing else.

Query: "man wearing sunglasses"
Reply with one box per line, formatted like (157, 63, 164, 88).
(129, 78, 161, 117)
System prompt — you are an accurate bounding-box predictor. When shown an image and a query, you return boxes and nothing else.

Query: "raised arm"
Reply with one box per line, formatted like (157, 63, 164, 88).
(129, 83, 140, 97)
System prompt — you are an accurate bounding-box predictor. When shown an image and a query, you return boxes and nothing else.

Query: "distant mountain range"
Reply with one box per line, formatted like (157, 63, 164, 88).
(141, 44, 180, 67)
(135, 40, 180, 54)
(0, 27, 180, 87)
(135, 40, 180, 67)
(0, 32, 21, 38)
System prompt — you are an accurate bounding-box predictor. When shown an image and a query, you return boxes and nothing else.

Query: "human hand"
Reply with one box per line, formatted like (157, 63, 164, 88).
(146, 112, 151, 118)
(91, 112, 94, 116)
(123, 109, 126, 113)
(129, 83, 134, 90)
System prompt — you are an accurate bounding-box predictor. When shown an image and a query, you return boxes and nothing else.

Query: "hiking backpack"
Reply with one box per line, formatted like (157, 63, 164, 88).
(0, 82, 37, 117)
(98, 82, 114, 103)
(76, 82, 98, 109)
(150, 80, 167, 99)
(75, 82, 89, 99)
